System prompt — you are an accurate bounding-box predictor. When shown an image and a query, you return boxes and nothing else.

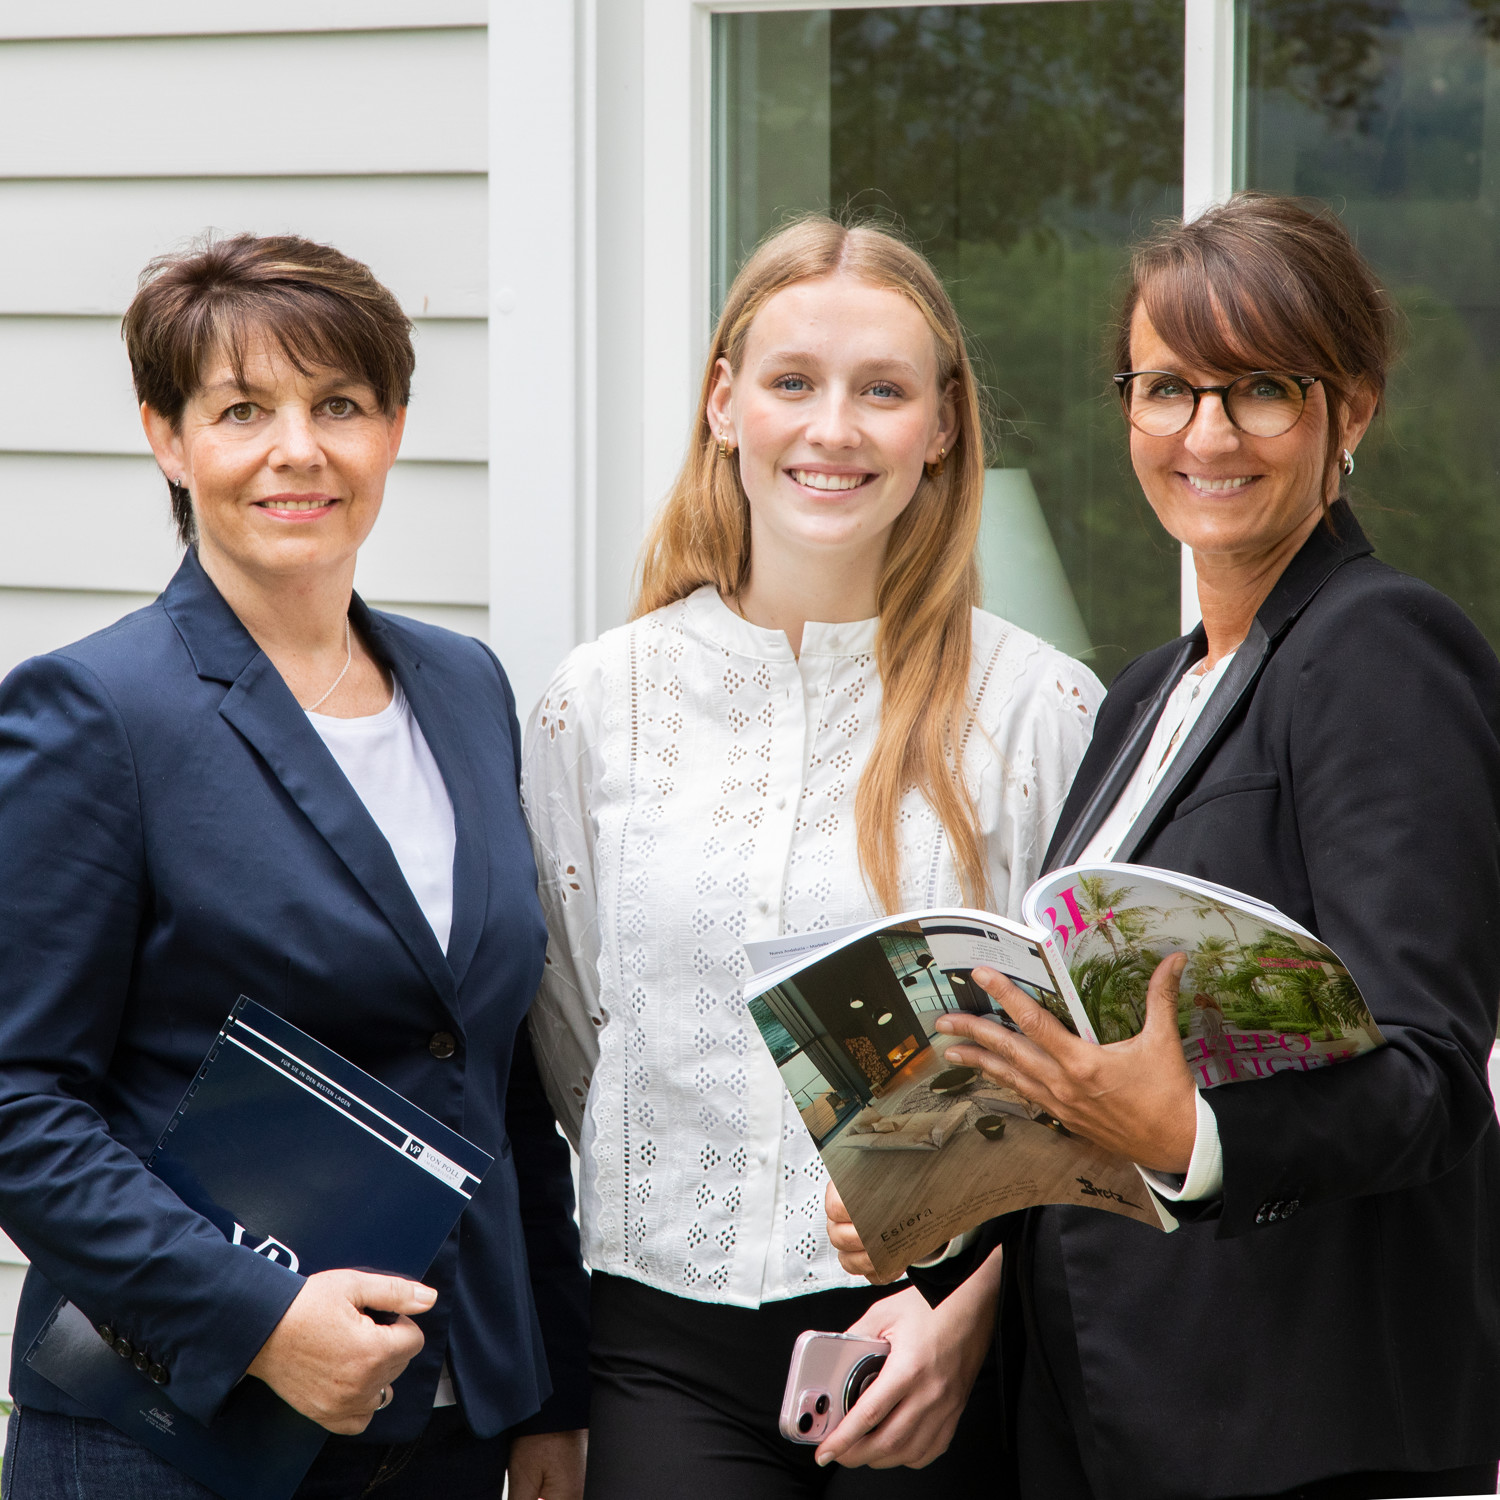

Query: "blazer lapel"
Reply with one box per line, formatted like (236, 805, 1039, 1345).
(217, 655, 460, 1013)
(360, 606, 490, 994)
(1048, 501, 1377, 871)
(1111, 620, 1271, 863)
(162, 551, 459, 1014)
(1048, 633, 1203, 869)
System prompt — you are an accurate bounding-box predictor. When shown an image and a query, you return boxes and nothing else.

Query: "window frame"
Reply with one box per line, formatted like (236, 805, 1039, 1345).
(507, 0, 1241, 701)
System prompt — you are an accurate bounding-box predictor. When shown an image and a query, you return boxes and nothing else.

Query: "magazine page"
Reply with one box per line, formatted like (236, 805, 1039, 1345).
(1021, 864, 1385, 1087)
(743, 921, 876, 979)
(745, 913, 1170, 1280)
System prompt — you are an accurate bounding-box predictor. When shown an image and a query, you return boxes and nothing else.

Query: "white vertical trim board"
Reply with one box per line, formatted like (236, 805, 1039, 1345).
(1178, 0, 1236, 632)
(488, 0, 579, 713)
(641, 0, 712, 552)
(590, 0, 647, 639)
(1183, 0, 1236, 220)
(577, 0, 601, 647)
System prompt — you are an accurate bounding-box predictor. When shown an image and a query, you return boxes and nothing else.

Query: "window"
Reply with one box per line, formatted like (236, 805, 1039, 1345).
(1241, 0, 1500, 652)
(714, 3, 1188, 681)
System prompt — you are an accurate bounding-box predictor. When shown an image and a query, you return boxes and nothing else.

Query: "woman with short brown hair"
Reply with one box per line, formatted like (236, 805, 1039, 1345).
(0, 234, 588, 1498)
(832, 191, 1500, 1499)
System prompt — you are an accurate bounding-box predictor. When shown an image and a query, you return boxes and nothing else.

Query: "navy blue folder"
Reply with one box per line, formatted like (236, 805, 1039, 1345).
(24, 997, 493, 1500)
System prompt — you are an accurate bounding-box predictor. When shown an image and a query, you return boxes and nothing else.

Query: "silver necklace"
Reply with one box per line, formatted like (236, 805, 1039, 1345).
(304, 618, 353, 713)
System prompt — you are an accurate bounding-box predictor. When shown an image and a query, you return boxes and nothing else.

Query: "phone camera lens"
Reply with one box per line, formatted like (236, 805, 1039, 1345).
(844, 1354, 887, 1408)
(798, 1412, 814, 1434)
(815, 1394, 829, 1415)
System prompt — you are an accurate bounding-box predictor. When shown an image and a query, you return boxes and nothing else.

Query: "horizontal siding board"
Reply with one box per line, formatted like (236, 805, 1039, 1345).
(366, 601, 488, 643)
(0, 455, 485, 604)
(0, 31, 486, 179)
(0, 176, 485, 318)
(0, 455, 178, 593)
(0, 588, 489, 687)
(0, 4, 486, 39)
(358, 464, 488, 605)
(0, 317, 486, 462)
(0, 586, 157, 682)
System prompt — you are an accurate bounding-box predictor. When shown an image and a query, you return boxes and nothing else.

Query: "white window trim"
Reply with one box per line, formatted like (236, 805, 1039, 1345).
(488, 0, 580, 712)
(508, 0, 1238, 702)
(1181, 0, 1237, 631)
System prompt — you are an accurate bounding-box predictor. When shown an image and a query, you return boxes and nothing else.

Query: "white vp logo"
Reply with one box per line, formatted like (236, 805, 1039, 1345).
(232, 1221, 301, 1273)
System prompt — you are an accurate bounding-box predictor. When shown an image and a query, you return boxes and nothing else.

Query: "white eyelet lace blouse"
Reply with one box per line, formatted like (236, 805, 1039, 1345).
(521, 586, 1103, 1307)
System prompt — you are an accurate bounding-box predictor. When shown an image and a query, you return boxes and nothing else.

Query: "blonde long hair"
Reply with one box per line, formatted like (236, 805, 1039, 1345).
(635, 217, 990, 913)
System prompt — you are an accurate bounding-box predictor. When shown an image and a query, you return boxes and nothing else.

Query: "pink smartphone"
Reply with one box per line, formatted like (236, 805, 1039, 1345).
(778, 1330, 891, 1444)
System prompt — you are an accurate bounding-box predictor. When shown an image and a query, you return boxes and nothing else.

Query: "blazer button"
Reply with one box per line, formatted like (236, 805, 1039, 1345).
(133, 1349, 151, 1373)
(429, 1032, 457, 1060)
(113, 1335, 134, 1360)
(148, 1363, 170, 1386)
(97, 1323, 116, 1347)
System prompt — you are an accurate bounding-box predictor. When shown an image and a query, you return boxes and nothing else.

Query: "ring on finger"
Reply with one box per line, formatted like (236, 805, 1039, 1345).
(376, 1385, 393, 1411)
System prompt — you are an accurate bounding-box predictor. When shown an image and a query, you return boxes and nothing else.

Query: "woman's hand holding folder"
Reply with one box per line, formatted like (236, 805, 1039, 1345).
(246, 1268, 437, 1433)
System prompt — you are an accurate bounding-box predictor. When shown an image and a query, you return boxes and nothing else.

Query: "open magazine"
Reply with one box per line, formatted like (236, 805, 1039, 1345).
(743, 862, 1384, 1278)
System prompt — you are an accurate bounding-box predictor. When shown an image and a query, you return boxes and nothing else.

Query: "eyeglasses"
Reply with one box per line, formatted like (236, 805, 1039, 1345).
(1113, 370, 1319, 438)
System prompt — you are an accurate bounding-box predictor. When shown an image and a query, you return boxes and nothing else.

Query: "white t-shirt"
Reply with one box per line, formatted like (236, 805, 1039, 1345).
(1079, 650, 1238, 865)
(307, 678, 457, 952)
(307, 678, 459, 1407)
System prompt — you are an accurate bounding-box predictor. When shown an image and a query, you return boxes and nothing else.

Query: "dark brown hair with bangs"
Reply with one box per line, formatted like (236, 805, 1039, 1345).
(122, 234, 415, 546)
(1113, 192, 1395, 504)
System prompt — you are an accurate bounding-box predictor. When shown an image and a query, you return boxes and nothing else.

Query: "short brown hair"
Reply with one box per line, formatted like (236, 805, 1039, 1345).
(1113, 192, 1396, 500)
(122, 234, 415, 545)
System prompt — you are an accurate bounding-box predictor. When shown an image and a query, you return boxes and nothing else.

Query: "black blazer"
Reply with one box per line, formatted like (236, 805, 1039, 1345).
(0, 550, 589, 1441)
(926, 504, 1500, 1497)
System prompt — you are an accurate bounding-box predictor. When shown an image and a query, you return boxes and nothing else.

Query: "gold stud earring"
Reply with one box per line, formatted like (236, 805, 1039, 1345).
(717, 434, 736, 460)
(924, 447, 946, 479)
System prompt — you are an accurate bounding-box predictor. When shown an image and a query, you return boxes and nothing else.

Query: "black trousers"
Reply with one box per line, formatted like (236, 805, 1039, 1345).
(584, 1271, 1006, 1499)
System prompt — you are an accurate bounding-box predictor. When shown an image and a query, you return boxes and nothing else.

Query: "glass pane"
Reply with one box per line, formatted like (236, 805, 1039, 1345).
(713, 4, 1187, 683)
(1242, 0, 1500, 651)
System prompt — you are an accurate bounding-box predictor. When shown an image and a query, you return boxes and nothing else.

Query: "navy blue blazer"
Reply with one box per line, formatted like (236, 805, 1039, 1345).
(0, 549, 589, 1441)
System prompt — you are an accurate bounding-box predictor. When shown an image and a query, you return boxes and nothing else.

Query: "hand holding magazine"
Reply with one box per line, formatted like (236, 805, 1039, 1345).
(743, 863, 1384, 1279)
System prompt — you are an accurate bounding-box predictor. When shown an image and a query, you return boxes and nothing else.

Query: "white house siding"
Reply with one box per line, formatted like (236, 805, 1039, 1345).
(0, 3, 489, 1394)
(0, 8, 489, 684)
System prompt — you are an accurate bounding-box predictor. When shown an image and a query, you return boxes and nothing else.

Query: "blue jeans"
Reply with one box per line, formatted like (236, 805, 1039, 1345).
(2, 1404, 509, 1500)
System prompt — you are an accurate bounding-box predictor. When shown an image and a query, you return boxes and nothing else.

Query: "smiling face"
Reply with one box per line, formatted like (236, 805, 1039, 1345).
(706, 273, 956, 588)
(143, 334, 405, 591)
(1126, 303, 1371, 567)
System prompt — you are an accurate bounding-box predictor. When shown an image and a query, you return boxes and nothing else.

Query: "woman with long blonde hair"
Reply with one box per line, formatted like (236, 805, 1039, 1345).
(523, 216, 1101, 1495)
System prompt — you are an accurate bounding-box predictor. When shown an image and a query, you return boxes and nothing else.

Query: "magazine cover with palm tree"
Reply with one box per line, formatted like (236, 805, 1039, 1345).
(1022, 864, 1384, 1085)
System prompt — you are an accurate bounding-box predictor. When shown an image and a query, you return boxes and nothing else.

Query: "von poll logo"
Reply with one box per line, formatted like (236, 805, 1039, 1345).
(231, 1221, 301, 1273)
(405, 1138, 424, 1159)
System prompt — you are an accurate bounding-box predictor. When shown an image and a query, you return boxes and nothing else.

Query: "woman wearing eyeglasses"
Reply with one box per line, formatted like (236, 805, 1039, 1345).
(827, 192, 1500, 1499)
